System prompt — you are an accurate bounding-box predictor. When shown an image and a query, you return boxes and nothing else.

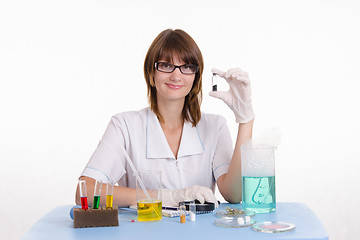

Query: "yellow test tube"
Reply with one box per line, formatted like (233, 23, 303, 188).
(106, 182, 114, 209)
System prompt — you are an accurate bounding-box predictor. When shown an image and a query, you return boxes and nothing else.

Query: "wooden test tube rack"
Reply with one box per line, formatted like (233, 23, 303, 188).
(73, 206, 119, 228)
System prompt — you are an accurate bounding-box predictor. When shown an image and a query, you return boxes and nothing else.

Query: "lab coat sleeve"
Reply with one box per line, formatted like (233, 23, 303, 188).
(212, 118, 233, 181)
(80, 114, 128, 184)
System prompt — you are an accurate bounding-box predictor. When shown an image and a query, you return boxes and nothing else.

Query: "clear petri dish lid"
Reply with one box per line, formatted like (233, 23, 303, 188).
(215, 207, 255, 218)
(252, 221, 296, 233)
(214, 215, 255, 228)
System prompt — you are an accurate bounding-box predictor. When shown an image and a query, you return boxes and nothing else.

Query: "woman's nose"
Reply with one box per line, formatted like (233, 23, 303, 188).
(170, 68, 182, 81)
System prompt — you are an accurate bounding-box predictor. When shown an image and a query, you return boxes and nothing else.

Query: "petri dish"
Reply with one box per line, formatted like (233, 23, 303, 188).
(252, 221, 296, 233)
(216, 208, 255, 218)
(214, 216, 255, 228)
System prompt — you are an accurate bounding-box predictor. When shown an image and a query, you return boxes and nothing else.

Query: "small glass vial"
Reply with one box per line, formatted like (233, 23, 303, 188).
(189, 201, 196, 222)
(212, 73, 218, 91)
(179, 202, 186, 223)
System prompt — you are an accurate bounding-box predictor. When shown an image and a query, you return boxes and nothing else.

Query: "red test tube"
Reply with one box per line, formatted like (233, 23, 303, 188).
(79, 180, 88, 210)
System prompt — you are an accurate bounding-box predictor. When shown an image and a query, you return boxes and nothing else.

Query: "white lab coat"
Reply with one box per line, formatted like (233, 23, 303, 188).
(80, 108, 233, 191)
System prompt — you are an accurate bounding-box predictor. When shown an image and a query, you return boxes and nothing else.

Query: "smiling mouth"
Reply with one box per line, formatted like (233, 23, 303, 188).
(166, 83, 183, 89)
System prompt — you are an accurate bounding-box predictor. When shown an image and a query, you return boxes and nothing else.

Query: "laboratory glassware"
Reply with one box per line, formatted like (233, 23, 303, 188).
(212, 73, 219, 91)
(252, 221, 295, 233)
(106, 182, 114, 209)
(93, 180, 102, 209)
(179, 202, 186, 223)
(79, 180, 88, 210)
(241, 142, 276, 213)
(189, 200, 196, 221)
(136, 170, 162, 222)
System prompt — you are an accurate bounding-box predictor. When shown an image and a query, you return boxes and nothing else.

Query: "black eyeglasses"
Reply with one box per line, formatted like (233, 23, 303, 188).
(155, 62, 199, 75)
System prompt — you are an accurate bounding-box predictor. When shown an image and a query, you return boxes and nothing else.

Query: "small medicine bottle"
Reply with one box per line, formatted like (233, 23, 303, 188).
(189, 201, 196, 222)
(179, 202, 186, 223)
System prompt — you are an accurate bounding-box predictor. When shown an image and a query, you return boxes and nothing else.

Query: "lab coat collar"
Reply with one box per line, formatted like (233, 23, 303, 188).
(146, 109, 204, 159)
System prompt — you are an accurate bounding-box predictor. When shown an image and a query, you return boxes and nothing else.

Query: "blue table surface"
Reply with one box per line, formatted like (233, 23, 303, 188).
(22, 202, 328, 240)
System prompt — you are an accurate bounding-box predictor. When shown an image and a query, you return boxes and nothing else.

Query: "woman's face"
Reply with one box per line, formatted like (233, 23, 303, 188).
(153, 56, 195, 104)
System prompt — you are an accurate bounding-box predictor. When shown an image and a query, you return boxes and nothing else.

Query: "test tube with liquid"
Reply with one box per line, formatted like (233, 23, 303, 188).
(93, 180, 102, 209)
(212, 73, 218, 91)
(189, 200, 196, 222)
(179, 202, 186, 223)
(79, 180, 88, 210)
(106, 182, 114, 209)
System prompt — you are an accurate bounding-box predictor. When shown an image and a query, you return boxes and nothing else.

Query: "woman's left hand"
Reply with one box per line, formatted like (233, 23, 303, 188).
(209, 68, 255, 123)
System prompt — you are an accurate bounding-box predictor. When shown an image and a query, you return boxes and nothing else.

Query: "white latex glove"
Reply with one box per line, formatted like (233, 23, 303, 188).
(210, 68, 255, 123)
(162, 185, 219, 208)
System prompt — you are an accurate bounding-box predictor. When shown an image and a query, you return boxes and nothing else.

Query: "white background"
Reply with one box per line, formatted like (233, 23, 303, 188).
(1, 0, 359, 239)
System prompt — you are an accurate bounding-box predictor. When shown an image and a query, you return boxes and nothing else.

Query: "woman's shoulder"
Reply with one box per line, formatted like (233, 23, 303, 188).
(199, 112, 227, 127)
(111, 107, 149, 123)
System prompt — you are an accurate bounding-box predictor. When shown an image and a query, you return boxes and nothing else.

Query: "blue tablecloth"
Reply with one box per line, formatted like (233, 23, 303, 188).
(22, 202, 328, 240)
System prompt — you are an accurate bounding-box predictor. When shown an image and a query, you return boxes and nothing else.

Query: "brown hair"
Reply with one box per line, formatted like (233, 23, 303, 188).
(144, 29, 203, 127)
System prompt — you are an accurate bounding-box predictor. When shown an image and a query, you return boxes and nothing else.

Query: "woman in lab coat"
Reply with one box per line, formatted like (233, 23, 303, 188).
(76, 29, 254, 207)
